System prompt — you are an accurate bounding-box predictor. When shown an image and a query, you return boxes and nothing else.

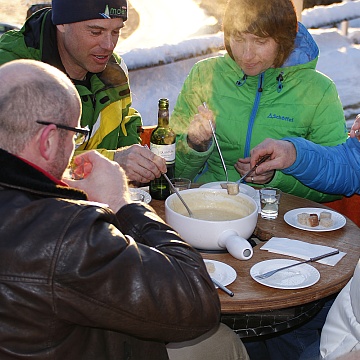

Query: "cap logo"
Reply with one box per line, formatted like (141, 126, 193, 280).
(99, 4, 127, 19)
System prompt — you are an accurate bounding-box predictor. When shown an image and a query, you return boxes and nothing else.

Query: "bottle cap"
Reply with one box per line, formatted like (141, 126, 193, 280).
(158, 98, 169, 109)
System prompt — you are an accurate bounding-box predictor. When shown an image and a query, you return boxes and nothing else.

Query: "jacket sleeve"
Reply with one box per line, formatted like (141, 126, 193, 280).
(74, 148, 116, 161)
(305, 81, 348, 146)
(171, 62, 215, 179)
(281, 136, 360, 197)
(53, 203, 220, 343)
(266, 80, 348, 202)
(73, 106, 142, 161)
(117, 106, 143, 148)
(113, 53, 143, 148)
(266, 169, 342, 202)
(74, 53, 142, 160)
(175, 133, 215, 180)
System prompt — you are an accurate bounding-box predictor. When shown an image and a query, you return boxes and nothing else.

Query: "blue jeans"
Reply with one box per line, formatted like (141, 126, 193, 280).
(244, 297, 335, 360)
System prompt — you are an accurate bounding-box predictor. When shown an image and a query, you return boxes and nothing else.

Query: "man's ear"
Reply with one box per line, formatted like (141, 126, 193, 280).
(56, 24, 65, 34)
(38, 124, 59, 161)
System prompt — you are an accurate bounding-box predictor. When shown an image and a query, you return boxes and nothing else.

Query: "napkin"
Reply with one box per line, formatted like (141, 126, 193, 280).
(260, 237, 346, 266)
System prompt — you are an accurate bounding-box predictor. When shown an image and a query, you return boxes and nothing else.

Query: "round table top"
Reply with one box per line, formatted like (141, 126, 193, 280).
(149, 190, 360, 314)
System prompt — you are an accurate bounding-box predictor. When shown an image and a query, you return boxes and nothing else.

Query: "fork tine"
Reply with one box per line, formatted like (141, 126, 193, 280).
(255, 271, 275, 280)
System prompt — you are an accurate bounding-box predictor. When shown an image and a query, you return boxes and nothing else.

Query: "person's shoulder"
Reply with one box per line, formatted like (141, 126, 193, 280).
(0, 7, 51, 60)
(198, 52, 226, 64)
(62, 198, 111, 211)
(54, 197, 114, 221)
(190, 52, 231, 74)
(287, 64, 336, 88)
(24, 7, 52, 33)
(307, 68, 337, 88)
(26, 4, 51, 19)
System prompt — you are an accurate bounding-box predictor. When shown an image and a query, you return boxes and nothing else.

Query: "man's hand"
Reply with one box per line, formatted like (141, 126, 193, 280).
(114, 144, 167, 183)
(349, 114, 360, 140)
(187, 104, 215, 151)
(234, 156, 274, 184)
(63, 150, 131, 213)
(249, 139, 297, 175)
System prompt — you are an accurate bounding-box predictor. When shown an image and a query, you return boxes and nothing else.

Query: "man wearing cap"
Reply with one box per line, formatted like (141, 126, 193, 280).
(0, 0, 166, 184)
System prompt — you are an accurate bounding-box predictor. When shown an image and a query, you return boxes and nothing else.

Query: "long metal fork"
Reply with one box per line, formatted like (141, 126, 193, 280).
(237, 154, 271, 184)
(255, 250, 340, 280)
(203, 102, 228, 183)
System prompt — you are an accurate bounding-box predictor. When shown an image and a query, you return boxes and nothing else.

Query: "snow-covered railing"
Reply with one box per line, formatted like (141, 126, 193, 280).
(121, 33, 224, 71)
(302, 0, 360, 29)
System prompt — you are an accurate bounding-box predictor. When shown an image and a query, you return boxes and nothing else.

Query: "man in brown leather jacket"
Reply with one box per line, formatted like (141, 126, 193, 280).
(0, 59, 249, 359)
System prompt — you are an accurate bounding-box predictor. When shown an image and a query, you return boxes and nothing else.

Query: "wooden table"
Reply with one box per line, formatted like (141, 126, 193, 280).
(149, 191, 360, 327)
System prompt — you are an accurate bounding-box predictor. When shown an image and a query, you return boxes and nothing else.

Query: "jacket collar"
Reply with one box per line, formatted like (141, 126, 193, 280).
(0, 148, 87, 201)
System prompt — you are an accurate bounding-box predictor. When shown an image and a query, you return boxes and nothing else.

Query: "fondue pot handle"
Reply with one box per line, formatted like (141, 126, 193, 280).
(218, 230, 253, 260)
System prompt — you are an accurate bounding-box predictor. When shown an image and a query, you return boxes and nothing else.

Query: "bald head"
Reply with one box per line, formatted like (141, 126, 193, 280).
(0, 59, 76, 94)
(0, 59, 81, 154)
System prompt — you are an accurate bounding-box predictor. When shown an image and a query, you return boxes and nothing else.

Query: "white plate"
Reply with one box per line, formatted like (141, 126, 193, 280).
(199, 182, 257, 198)
(204, 259, 237, 287)
(284, 207, 346, 232)
(250, 259, 320, 290)
(129, 188, 152, 204)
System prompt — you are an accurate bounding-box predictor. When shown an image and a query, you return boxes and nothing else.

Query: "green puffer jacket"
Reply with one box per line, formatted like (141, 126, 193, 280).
(0, 9, 141, 160)
(171, 23, 347, 202)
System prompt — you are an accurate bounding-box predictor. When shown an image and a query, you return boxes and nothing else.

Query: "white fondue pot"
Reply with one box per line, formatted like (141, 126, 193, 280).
(165, 188, 258, 260)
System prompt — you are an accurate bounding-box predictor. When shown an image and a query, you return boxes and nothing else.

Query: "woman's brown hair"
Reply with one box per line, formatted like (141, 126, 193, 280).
(223, 0, 298, 68)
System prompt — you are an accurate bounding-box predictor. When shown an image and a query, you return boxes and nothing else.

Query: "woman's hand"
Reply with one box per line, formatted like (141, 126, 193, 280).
(187, 104, 215, 151)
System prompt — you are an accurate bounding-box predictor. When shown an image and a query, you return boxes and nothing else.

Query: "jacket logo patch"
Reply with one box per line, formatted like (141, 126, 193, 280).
(267, 113, 294, 122)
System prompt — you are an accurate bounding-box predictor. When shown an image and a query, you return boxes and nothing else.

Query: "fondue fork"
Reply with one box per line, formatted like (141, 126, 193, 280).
(237, 154, 271, 184)
(211, 277, 234, 297)
(163, 173, 193, 218)
(145, 143, 193, 217)
(255, 250, 340, 280)
(203, 102, 229, 183)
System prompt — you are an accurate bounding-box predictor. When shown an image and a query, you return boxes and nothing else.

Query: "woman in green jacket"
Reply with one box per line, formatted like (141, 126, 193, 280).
(171, 0, 347, 202)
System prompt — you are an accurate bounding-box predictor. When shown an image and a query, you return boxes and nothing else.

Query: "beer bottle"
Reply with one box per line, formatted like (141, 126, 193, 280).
(149, 98, 176, 200)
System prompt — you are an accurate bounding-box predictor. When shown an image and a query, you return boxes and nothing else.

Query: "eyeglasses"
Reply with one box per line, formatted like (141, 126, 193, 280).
(36, 120, 90, 147)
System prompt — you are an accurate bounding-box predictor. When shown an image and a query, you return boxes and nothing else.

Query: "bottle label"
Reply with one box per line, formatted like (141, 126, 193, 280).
(150, 143, 175, 163)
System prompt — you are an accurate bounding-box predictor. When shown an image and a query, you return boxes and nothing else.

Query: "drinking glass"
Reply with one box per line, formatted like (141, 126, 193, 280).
(170, 178, 191, 193)
(64, 157, 85, 180)
(259, 187, 281, 219)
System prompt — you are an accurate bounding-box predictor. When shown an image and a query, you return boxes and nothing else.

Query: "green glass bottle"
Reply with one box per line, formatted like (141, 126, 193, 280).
(150, 98, 176, 200)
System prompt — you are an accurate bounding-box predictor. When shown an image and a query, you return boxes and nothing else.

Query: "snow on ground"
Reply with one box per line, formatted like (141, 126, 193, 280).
(312, 27, 360, 121)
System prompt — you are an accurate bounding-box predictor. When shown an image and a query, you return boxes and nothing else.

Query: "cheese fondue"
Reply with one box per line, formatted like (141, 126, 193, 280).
(183, 208, 244, 221)
(170, 192, 255, 222)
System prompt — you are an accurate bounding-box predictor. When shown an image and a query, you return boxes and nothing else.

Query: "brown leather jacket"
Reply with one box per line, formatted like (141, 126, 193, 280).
(0, 149, 220, 359)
